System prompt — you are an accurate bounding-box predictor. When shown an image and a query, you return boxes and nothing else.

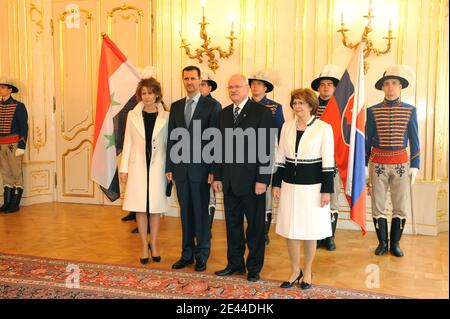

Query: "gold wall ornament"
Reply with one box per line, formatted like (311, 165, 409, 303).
(30, 2, 44, 40)
(32, 115, 47, 152)
(178, 4, 237, 73)
(107, 4, 144, 66)
(337, 2, 396, 74)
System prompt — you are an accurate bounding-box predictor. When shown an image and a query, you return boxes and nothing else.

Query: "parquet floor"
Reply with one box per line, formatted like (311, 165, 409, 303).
(0, 203, 448, 299)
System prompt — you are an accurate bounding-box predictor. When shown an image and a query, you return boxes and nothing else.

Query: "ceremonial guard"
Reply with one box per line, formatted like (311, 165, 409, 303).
(199, 73, 222, 237)
(366, 65, 420, 257)
(249, 70, 285, 245)
(311, 64, 344, 251)
(0, 79, 28, 214)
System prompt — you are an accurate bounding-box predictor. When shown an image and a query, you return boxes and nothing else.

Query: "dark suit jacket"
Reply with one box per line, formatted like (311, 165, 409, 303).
(165, 95, 221, 183)
(213, 99, 275, 196)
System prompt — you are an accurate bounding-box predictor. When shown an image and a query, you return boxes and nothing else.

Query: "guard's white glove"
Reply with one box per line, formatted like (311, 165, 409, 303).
(365, 167, 369, 179)
(410, 167, 419, 185)
(15, 148, 25, 157)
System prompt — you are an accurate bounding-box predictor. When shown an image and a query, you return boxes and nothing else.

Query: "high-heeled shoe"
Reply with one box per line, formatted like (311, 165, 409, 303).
(148, 244, 161, 262)
(300, 273, 313, 290)
(280, 270, 303, 288)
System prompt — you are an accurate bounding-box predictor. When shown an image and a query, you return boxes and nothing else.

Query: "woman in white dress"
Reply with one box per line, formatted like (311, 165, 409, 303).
(120, 77, 169, 264)
(272, 88, 334, 289)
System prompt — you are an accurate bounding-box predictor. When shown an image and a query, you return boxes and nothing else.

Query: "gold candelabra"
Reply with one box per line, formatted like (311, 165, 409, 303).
(178, 4, 236, 73)
(337, 2, 396, 74)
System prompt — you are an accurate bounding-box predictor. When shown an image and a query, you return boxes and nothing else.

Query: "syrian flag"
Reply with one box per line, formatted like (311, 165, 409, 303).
(321, 44, 367, 234)
(91, 34, 140, 202)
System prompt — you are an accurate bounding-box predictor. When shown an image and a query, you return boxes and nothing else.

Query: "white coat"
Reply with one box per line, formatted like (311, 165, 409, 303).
(120, 102, 169, 213)
(275, 116, 334, 240)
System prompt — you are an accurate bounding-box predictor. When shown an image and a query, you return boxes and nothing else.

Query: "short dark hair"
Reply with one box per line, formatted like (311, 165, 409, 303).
(182, 65, 201, 78)
(290, 88, 319, 115)
(136, 77, 163, 104)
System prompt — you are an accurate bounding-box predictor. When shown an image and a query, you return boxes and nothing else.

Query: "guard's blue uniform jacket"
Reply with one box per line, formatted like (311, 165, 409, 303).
(0, 96, 28, 150)
(252, 96, 284, 139)
(366, 98, 420, 169)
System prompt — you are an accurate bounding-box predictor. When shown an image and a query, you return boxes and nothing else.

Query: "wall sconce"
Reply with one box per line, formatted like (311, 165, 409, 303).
(337, 0, 396, 74)
(178, 0, 237, 73)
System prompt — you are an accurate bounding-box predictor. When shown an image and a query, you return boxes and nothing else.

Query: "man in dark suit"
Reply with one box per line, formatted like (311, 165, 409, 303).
(166, 65, 221, 272)
(213, 74, 275, 282)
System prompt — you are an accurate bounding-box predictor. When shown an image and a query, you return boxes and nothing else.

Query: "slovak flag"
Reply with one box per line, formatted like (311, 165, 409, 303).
(91, 34, 140, 201)
(321, 44, 367, 234)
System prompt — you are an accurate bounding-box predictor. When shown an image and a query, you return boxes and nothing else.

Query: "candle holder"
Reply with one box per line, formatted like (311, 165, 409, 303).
(338, 4, 396, 74)
(179, 14, 237, 73)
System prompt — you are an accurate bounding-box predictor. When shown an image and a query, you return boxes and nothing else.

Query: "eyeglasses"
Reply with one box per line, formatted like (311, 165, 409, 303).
(292, 100, 309, 106)
(227, 85, 248, 90)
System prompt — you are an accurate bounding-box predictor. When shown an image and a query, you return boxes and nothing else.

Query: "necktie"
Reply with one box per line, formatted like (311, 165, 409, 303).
(185, 99, 194, 127)
(233, 106, 240, 123)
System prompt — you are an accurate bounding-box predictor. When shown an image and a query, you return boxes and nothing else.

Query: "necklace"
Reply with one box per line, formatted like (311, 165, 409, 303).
(143, 104, 158, 113)
(296, 118, 307, 130)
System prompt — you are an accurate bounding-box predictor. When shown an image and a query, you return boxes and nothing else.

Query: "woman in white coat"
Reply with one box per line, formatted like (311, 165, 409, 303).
(120, 77, 169, 264)
(272, 88, 334, 290)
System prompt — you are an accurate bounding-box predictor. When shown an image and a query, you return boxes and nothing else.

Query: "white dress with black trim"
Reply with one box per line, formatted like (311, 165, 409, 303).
(273, 116, 335, 240)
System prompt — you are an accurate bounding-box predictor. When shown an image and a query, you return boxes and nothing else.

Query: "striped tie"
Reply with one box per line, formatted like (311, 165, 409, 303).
(233, 106, 240, 123)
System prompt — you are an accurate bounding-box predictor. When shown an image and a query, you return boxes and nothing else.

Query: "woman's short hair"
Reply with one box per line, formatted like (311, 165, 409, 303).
(135, 77, 163, 104)
(289, 88, 319, 115)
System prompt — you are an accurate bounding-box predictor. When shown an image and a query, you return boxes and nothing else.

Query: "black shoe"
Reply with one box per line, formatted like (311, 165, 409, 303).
(215, 267, 246, 276)
(195, 260, 207, 272)
(247, 273, 260, 282)
(324, 237, 336, 251)
(148, 244, 161, 262)
(172, 258, 194, 269)
(280, 270, 303, 288)
(300, 281, 312, 290)
(373, 218, 389, 256)
(140, 258, 149, 265)
(300, 273, 313, 290)
(121, 212, 136, 222)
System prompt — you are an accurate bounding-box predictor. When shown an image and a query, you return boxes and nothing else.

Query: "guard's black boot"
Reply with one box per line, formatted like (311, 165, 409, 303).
(390, 217, 406, 257)
(324, 212, 338, 251)
(264, 211, 272, 245)
(0, 186, 13, 212)
(209, 206, 215, 239)
(6, 187, 23, 214)
(373, 218, 388, 256)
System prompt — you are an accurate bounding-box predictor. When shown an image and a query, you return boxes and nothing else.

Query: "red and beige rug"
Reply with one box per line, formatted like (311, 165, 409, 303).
(0, 253, 407, 299)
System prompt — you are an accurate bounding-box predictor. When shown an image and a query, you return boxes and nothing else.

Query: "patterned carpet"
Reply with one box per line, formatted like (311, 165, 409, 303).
(0, 253, 406, 299)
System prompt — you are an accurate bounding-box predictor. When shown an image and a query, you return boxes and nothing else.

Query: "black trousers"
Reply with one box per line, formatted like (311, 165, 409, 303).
(175, 179, 211, 263)
(223, 190, 266, 274)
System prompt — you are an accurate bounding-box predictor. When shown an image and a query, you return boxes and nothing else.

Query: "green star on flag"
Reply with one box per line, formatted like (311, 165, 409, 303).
(110, 92, 121, 107)
(104, 133, 115, 149)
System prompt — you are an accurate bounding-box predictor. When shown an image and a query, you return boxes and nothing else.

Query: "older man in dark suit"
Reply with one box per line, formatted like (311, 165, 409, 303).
(166, 66, 220, 272)
(213, 74, 275, 282)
